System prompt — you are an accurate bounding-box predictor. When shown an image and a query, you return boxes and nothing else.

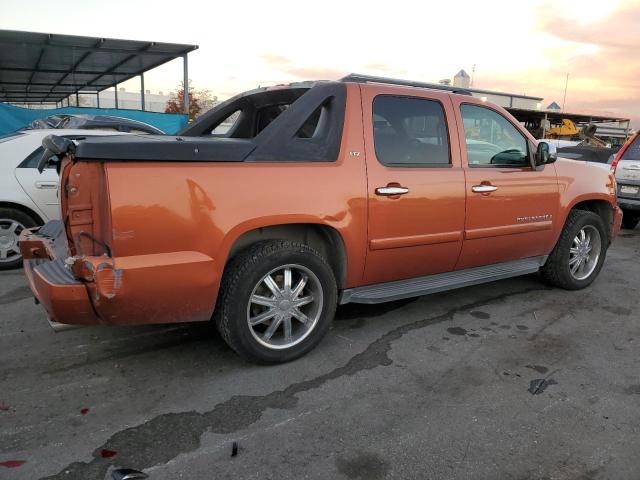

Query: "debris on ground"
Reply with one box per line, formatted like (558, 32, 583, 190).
(0, 460, 26, 468)
(101, 449, 118, 459)
(528, 378, 557, 395)
(111, 467, 149, 480)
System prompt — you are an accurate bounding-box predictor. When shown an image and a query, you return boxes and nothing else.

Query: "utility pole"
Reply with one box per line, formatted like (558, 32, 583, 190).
(470, 64, 476, 87)
(183, 54, 189, 118)
(561, 73, 569, 112)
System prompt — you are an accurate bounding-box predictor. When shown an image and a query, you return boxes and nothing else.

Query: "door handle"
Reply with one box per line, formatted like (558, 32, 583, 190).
(35, 181, 58, 189)
(375, 186, 409, 196)
(472, 184, 498, 193)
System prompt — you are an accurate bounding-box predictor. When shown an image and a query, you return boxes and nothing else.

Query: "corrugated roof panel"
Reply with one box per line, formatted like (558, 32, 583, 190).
(0, 29, 198, 103)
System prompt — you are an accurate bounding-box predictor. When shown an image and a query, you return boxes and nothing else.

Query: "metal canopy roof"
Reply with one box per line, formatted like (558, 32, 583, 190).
(506, 106, 630, 125)
(0, 29, 198, 103)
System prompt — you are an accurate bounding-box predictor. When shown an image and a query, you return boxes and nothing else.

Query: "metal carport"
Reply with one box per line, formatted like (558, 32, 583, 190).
(0, 29, 198, 113)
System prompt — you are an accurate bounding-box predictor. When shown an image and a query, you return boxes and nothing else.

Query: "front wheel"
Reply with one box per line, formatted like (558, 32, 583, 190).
(214, 240, 337, 364)
(541, 210, 607, 290)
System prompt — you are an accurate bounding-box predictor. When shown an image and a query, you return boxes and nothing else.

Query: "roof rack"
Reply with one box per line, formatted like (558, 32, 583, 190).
(341, 73, 473, 96)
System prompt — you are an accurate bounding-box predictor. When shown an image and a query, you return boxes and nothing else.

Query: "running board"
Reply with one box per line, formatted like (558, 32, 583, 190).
(340, 256, 547, 305)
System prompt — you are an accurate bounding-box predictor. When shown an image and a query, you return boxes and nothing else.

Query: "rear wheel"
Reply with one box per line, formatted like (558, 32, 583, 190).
(621, 211, 639, 230)
(0, 208, 37, 270)
(541, 210, 607, 290)
(214, 240, 337, 364)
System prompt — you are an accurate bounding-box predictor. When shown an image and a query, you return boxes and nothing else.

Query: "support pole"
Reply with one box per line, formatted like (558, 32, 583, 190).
(96, 91, 100, 108)
(183, 54, 189, 118)
(114, 84, 119, 109)
(140, 73, 146, 111)
(75, 91, 79, 107)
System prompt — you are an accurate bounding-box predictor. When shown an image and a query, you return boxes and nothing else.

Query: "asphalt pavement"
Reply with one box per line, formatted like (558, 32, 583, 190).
(1, 228, 639, 480)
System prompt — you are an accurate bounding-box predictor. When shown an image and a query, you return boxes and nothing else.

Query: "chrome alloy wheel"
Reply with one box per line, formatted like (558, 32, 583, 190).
(569, 225, 602, 281)
(247, 264, 323, 350)
(0, 219, 25, 264)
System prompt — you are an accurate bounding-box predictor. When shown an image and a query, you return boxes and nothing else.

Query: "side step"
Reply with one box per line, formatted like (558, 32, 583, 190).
(340, 256, 547, 305)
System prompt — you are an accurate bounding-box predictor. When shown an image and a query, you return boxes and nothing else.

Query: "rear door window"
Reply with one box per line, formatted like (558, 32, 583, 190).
(18, 136, 89, 169)
(18, 147, 56, 169)
(372, 96, 450, 166)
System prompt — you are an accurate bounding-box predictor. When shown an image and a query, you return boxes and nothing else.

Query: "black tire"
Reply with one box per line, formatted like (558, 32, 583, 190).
(0, 207, 38, 270)
(541, 209, 607, 290)
(621, 211, 639, 230)
(214, 240, 337, 364)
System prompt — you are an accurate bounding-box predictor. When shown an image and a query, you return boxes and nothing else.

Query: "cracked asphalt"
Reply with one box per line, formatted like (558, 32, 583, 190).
(1, 229, 639, 480)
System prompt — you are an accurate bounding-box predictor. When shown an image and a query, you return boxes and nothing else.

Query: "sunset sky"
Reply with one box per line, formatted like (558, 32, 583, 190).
(2, 0, 639, 127)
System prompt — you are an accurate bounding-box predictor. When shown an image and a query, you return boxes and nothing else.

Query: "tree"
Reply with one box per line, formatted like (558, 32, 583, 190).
(165, 80, 217, 121)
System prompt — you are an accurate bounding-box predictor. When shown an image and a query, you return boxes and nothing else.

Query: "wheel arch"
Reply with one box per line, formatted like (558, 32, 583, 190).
(568, 198, 614, 243)
(0, 201, 45, 225)
(224, 222, 348, 290)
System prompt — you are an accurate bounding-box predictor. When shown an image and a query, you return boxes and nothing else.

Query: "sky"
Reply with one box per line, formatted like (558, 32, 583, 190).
(2, 0, 639, 127)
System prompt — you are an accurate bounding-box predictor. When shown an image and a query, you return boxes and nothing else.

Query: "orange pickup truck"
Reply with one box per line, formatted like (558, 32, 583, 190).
(20, 74, 622, 363)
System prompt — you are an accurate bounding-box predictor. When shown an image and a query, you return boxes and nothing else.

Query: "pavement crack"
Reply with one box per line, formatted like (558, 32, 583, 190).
(40, 286, 546, 480)
(527, 310, 573, 341)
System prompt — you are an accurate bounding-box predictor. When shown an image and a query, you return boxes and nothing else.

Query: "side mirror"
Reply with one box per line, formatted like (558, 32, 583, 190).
(535, 141, 558, 166)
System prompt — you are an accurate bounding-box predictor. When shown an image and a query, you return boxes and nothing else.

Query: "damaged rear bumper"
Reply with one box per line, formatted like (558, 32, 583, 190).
(20, 221, 100, 327)
(20, 220, 219, 328)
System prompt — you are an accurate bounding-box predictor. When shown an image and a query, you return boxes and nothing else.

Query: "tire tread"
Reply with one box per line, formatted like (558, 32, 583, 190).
(214, 239, 335, 363)
(541, 209, 606, 290)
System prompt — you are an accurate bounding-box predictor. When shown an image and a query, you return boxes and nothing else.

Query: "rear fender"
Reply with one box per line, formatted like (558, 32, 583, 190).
(69, 251, 217, 325)
(219, 214, 359, 288)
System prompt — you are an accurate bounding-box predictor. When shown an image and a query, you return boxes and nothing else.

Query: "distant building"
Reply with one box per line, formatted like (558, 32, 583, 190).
(443, 69, 632, 143)
(438, 68, 542, 110)
(453, 69, 471, 88)
(78, 88, 171, 112)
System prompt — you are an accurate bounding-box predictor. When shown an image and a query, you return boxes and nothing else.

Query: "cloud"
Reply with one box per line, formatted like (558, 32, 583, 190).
(530, 1, 640, 126)
(363, 63, 408, 76)
(537, 2, 640, 50)
(257, 53, 346, 81)
(468, 1, 639, 128)
(257, 54, 292, 67)
(275, 66, 347, 81)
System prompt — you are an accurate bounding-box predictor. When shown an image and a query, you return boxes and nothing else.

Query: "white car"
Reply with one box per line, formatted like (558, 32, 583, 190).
(0, 129, 131, 269)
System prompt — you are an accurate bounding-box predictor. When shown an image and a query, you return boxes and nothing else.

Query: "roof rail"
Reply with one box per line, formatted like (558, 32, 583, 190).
(341, 73, 473, 96)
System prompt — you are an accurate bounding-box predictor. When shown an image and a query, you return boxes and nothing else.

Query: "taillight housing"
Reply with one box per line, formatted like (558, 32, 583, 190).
(612, 133, 638, 174)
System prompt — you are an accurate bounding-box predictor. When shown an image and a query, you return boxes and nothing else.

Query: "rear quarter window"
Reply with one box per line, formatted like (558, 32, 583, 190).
(18, 147, 56, 169)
